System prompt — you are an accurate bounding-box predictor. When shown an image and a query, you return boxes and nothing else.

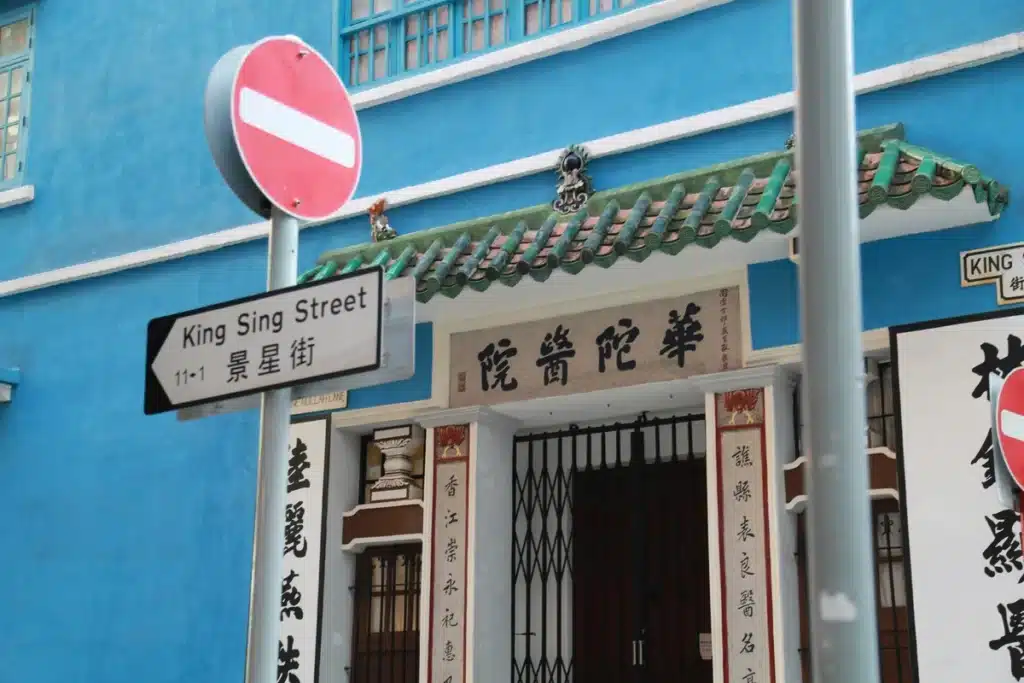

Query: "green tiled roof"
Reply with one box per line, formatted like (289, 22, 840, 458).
(300, 123, 1009, 303)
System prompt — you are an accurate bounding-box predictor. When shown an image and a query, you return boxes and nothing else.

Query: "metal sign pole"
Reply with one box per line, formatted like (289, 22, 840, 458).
(245, 208, 299, 683)
(792, 0, 882, 682)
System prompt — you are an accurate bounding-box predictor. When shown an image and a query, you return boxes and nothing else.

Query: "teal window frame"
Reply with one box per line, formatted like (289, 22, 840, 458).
(0, 4, 35, 190)
(339, 0, 649, 89)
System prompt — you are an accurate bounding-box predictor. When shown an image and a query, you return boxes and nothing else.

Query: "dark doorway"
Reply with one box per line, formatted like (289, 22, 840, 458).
(512, 413, 711, 683)
(351, 544, 422, 683)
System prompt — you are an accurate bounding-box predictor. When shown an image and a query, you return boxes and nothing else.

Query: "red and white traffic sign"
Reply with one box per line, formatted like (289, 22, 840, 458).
(230, 36, 362, 222)
(995, 367, 1024, 490)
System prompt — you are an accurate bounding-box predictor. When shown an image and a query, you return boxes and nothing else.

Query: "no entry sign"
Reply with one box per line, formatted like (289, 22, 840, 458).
(204, 35, 363, 221)
(995, 367, 1024, 490)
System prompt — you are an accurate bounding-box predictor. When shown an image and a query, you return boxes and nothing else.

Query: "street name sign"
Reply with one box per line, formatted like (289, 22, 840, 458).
(204, 35, 362, 221)
(174, 275, 417, 422)
(144, 267, 382, 415)
(960, 241, 1024, 306)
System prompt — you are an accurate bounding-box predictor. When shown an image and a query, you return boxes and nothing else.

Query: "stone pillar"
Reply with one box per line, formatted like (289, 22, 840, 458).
(316, 424, 363, 683)
(696, 366, 799, 683)
(369, 424, 425, 502)
(417, 407, 520, 683)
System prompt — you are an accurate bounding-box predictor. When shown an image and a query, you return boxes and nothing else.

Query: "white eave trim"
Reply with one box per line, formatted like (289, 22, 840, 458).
(0, 184, 33, 210)
(1, 32, 1021, 300)
(350, 0, 733, 110)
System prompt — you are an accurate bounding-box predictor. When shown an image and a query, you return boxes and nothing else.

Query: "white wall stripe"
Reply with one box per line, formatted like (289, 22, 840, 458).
(2, 32, 1021, 300)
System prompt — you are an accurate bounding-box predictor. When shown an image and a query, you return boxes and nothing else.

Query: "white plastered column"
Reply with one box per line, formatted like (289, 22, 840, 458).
(317, 426, 364, 683)
(418, 407, 521, 683)
(696, 365, 799, 683)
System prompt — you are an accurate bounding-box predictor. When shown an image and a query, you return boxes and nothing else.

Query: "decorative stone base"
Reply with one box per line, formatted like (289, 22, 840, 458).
(369, 477, 423, 502)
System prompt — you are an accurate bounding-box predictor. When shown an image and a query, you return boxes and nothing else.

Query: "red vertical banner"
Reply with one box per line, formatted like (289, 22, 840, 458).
(427, 424, 471, 683)
(715, 388, 776, 683)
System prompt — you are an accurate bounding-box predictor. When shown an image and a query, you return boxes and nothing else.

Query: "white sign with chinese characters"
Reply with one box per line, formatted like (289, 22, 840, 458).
(429, 431, 470, 683)
(716, 389, 774, 683)
(144, 267, 382, 415)
(279, 418, 331, 683)
(961, 242, 1024, 305)
(893, 314, 1024, 683)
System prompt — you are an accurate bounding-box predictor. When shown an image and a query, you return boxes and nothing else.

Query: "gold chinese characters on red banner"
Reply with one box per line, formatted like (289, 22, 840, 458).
(428, 424, 470, 683)
(449, 287, 742, 408)
(714, 389, 775, 683)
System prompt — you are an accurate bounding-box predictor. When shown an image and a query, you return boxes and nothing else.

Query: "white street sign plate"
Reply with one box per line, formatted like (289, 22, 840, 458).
(144, 267, 383, 415)
(960, 242, 1024, 305)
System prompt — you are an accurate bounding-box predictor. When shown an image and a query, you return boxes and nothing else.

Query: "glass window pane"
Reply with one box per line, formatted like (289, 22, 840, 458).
(525, 3, 540, 34)
(351, 0, 372, 20)
(471, 0, 484, 15)
(370, 596, 383, 632)
(489, 15, 504, 46)
(374, 23, 388, 45)
(436, 28, 449, 60)
(878, 560, 906, 608)
(394, 594, 407, 631)
(3, 153, 16, 180)
(358, 53, 370, 83)
(405, 40, 419, 69)
(11, 67, 24, 96)
(6, 124, 17, 154)
(866, 376, 882, 417)
(468, 19, 484, 51)
(373, 0, 393, 13)
(358, 30, 371, 50)
(8, 95, 19, 125)
(0, 71, 9, 99)
(0, 19, 28, 58)
(373, 48, 387, 79)
(437, 4, 449, 24)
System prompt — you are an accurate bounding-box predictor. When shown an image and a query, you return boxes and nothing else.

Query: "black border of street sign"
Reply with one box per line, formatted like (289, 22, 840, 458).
(144, 267, 385, 416)
(889, 303, 1024, 683)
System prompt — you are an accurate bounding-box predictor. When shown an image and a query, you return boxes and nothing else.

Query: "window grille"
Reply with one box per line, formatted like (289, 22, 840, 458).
(340, 0, 655, 87)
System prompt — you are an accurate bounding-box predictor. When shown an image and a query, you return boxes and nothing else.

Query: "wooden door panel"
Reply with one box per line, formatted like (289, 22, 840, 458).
(573, 465, 636, 683)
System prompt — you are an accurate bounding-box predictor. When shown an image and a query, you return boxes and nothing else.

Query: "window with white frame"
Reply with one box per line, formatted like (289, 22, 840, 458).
(340, 0, 648, 88)
(0, 7, 32, 187)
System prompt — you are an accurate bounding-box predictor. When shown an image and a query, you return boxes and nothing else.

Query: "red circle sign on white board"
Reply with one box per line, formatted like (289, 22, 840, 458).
(995, 366, 1024, 490)
(230, 36, 362, 222)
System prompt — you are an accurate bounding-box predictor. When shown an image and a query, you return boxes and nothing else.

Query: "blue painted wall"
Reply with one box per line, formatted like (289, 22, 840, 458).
(2, 0, 1022, 280)
(1, 0, 1022, 679)
(747, 55, 1024, 350)
(0, 237, 431, 682)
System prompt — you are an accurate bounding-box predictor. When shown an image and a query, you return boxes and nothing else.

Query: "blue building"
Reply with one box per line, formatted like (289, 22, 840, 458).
(1, 0, 1022, 681)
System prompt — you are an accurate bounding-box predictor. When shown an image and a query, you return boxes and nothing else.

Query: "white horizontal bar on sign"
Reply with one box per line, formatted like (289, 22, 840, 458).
(238, 87, 356, 168)
(0, 32, 1021, 300)
(1000, 409, 1024, 443)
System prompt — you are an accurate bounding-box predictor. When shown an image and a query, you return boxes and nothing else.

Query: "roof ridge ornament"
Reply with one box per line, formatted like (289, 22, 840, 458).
(369, 198, 397, 242)
(553, 144, 593, 215)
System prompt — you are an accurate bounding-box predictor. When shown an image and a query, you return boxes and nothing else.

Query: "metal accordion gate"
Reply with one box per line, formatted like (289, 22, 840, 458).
(511, 412, 712, 683)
